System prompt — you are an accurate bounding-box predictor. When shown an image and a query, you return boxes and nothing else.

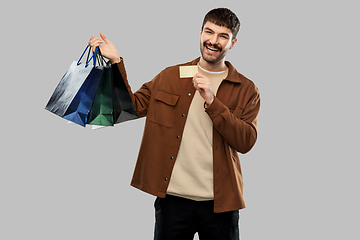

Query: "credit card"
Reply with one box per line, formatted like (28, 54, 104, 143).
(179, 66, 198, 78)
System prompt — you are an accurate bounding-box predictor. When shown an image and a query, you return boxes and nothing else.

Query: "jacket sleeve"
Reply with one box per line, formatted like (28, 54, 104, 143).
(206, 82, 260, 154)
(115, 59, 154, 118)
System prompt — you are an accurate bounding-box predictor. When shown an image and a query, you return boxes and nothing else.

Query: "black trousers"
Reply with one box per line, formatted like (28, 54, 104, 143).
(154, 195, 240, 240)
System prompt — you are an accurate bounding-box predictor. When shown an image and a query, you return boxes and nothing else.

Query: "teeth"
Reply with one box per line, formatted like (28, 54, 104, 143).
(207, 46, 219, 51)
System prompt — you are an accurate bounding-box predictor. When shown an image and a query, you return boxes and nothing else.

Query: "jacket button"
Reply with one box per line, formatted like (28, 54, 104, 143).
(165, 178, 168, 181)
(182, 114, 185, 117)
(170, 156, 174, 160)
(177, 135, 180, 138)
(188, 93, 191, 96)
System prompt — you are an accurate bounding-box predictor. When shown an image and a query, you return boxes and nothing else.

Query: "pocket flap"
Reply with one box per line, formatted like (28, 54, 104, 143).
(155, 90, 180, 106)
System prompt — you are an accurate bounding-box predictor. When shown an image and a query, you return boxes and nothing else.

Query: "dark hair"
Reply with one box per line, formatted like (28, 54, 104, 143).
(201, 8, 240, 40)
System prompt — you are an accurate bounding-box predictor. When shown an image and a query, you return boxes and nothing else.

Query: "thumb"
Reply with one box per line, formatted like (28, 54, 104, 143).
(100, 32, 110, 44)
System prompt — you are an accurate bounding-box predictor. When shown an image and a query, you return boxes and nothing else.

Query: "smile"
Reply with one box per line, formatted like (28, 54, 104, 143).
(206, 45, 220, 52)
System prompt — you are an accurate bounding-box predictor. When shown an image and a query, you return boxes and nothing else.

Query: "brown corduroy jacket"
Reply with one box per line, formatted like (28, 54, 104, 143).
(116, 57, 260, 213)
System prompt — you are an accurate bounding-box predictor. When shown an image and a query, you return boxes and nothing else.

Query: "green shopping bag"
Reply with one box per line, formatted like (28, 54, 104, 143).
(87, 52, 114, 126)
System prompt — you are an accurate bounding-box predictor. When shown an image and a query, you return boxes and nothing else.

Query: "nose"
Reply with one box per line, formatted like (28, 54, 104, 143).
(209, 35, 217, 45)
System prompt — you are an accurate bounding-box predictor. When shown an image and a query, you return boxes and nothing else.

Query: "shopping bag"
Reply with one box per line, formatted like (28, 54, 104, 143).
(87, 56, 114, 126)
(111, 63, 138, 123)
(62, 48, 103, 126)
(45, 46, 99, 118)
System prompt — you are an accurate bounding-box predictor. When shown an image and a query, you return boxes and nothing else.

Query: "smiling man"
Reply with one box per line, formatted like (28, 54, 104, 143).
(89, 8, 260, 240)
(200, 22, 237, 68)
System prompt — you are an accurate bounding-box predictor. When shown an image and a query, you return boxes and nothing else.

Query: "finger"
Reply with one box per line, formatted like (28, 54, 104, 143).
(89, 41, 103, 50)
(193, 79, 207, 89)
(89, 36, 100, 44)
(197, 83, 207, 90)
(193, 81, 205, 92)
(193, 78, 199, 88)
(90, 38, 103, 45)
(193, 75, 202, 85)
(89, 40, 103, 52)
(194, 73, 206, 79)
(88, 36, 94, 44)
(100, 32, 111, 44)
(193, 79, 199, 90)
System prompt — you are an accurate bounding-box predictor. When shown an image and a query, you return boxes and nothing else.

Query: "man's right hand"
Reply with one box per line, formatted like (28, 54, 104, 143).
(88, 32, 121, 64)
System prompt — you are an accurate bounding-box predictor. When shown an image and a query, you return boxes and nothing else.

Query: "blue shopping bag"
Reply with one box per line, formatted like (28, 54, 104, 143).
(62, 47, 104, 126)
(45, 46, 99, 125)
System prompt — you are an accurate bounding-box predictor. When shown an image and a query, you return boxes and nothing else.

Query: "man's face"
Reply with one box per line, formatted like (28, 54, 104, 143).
(200, 21, 237, 64)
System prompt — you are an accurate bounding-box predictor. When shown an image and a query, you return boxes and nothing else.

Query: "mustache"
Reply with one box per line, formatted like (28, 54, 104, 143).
(203, 41, 222, 52)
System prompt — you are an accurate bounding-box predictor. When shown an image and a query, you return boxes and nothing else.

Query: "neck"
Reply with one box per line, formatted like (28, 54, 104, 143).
(198, 57, 228, 72)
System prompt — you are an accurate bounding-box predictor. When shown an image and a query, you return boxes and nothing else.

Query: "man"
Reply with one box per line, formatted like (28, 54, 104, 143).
(89, 8, 260, 240)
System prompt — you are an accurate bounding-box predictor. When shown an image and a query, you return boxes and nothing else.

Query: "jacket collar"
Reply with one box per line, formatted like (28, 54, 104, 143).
(190, 57, 241, 84)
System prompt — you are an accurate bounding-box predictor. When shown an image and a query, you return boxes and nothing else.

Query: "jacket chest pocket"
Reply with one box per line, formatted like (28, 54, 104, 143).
(148, 90, 180, 128)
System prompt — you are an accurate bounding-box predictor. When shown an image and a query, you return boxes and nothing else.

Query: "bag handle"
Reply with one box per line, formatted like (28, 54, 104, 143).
(96, 48, 107, 66)
(77, 45, 99, 67)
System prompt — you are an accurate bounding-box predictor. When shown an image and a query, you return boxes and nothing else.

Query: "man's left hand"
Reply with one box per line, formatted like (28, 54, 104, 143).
(193, 73, 214, 106)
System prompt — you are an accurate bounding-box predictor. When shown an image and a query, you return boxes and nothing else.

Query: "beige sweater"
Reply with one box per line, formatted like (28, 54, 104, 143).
(167, 64, 229, 201)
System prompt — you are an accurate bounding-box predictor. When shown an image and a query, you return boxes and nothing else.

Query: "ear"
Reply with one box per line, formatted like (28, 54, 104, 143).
(229, 38, 237, 50)
(200, 27, 203, 38)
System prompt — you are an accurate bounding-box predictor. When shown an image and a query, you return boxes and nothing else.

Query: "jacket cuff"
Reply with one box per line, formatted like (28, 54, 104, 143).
(205, 96, 226, 120)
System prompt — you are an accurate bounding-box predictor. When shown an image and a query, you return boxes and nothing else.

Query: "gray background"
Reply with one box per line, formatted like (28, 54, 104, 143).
(1, 0, 359, 239)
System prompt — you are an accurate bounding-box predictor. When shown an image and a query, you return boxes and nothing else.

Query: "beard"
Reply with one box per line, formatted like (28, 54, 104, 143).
(200, 40, 227, 64)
